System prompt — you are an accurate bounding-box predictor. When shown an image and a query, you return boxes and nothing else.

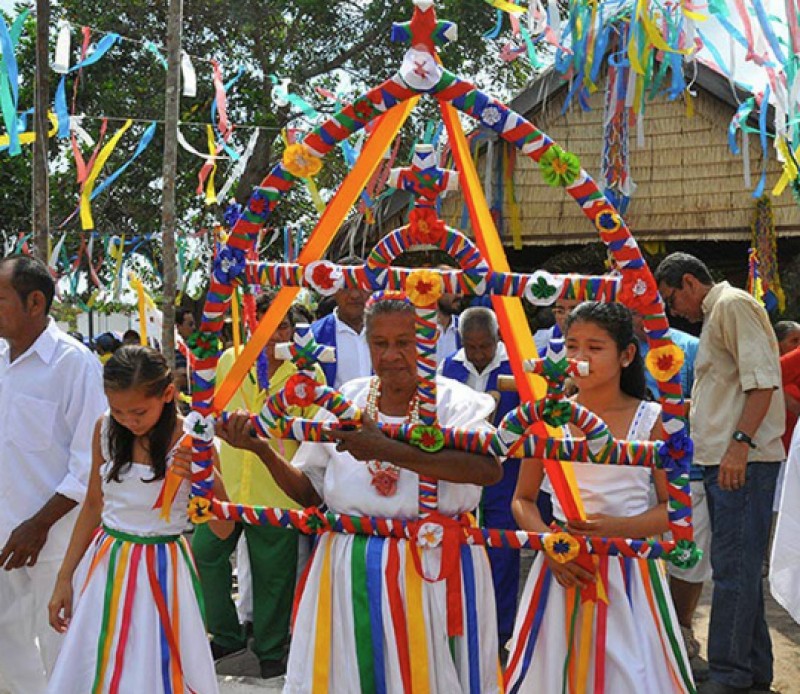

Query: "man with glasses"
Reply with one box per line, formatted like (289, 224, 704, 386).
(654, 252, 784, 694)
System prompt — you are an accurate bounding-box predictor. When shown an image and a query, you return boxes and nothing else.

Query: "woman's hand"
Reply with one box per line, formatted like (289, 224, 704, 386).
(48, 575, 74, 633)
(217, 412, 262, 453)
(544, 555, 596, 589)
(566, 513, 622, 538)
(329, 413, 392, 462)
(169, 437, 193, 480)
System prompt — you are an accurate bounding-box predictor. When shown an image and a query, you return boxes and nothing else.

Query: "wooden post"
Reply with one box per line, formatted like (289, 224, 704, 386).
(160, 0, 183, 369)
(32, 0, 50, 262)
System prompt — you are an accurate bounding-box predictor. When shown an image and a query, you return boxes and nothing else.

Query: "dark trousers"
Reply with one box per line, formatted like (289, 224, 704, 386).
(192, 522, 299, 663)
(704, 462, 780, 688)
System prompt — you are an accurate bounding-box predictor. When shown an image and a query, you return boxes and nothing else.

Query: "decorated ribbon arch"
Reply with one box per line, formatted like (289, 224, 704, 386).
(182, 0, 698, 578)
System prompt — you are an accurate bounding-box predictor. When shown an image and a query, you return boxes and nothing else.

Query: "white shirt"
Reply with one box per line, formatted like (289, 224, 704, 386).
(441, 341, 509, 393)
(0, 319, 106, 560)
(435, 315, 460, 364)
(333, 309, 371, 388)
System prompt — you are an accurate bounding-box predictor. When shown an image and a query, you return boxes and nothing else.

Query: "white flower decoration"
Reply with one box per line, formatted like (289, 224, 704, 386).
(184, 411, 216, 443)
(523, 270, 564, 306)
(417, 522, 444, 549)
(400, 48, 442, 91)
(304, 260, 344, 297)
(482, 106, 503, 127)
(632, 278, 648, 297)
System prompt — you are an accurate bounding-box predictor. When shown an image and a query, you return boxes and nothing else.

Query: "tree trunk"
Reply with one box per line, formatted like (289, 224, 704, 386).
(32, 0, 50, 263)
(160, 0, 183, 369)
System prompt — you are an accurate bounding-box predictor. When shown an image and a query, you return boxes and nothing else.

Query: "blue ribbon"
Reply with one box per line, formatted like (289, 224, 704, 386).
(0, 11, 29, 156)
(754, 84, 771, 198)
(483, 9, 504, 40)
(91, 121, 157, 199)
(54, 34, 121, 138)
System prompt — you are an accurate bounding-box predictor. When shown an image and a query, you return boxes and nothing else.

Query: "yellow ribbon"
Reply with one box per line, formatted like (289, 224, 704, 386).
(214, 98, 418, 412)
(130, 272, 149, 345)
(312, 537, 333, 693)
(485, 0, 526, 14)
(97, 541, 132, 688)
(0, 112, 59, 148)
(405, 542, 431, 693)
(204, 125, 218, 205)
(80, 119, 133, 230)
(773, 138, 800, 196)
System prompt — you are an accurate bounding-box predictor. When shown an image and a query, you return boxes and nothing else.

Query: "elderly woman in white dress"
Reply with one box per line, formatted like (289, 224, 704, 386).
(220, 297, 504, 693)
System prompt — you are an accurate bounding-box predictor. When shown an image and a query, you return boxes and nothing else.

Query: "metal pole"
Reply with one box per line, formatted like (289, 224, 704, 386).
(32, 0, 50, 262)
(160, 0, 183, 369)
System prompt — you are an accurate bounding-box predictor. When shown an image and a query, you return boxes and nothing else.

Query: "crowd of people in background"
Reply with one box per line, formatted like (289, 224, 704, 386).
(0, 251, 796, 693)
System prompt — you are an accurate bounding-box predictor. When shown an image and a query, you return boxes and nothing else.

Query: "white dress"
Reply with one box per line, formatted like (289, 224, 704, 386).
(505, 401, 694, 694)
(284, 376, 503, 694)
(47, 419, 219, 694)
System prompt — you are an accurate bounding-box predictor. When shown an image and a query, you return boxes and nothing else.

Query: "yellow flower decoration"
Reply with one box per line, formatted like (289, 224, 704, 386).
(405, 269, 444, 307)
(188, 496, 213, 525)
(282, 143, 323, 178)
(543, 532, 581, 564)
(645, 343, 685, 383)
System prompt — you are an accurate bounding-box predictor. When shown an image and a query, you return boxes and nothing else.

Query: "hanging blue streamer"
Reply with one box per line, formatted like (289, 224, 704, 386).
(0, 12, 27, 155)
(751, 0, 786, 66)
(91, 121, 157, 199)
(54, 34, 121, 138)
(483, 9, 504, 40)
(753, 85, 771, 198)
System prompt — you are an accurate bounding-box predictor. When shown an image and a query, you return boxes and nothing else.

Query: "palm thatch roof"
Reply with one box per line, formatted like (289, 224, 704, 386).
(353, 63, 798, 251)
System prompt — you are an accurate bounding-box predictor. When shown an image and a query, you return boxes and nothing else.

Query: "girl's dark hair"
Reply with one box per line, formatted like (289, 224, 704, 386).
(103, 345, 176, 483)
(565, 301, 646, 400)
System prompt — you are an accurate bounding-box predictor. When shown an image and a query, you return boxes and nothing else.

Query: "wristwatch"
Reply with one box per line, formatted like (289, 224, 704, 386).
(732, 429, 756, 449)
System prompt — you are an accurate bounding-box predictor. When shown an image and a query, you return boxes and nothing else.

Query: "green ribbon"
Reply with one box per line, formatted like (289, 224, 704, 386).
(350, 535, 375, 693)
(102, 525, 180, 544)
(92, 539, 122, 693)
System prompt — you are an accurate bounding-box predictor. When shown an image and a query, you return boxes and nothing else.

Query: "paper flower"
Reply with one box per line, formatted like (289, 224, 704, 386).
(666, 539, 703, 569)
(304, 260, 344, 297)
(405, 269, 443, 306)
(282, 143, 323, 178)
(523, 270, 563, 306)
(481, 105, 503, 127)
(188, 496, 213, 524)
(400, 47, 442, 91)
(184, 411, 216, 442)
(542, 400, 572, 428)
(410, 425, 445, 453)
(186, 331, 222, 360)
(543, 532, 580, 564)
(297, 507, 329, 534)
(285, 373, 319, 407)
(617, 266, 658, 310)
(658, 431, 693, 477)
(408, 207, 446, 245)
(539, 145, 581, 187)
(416, 522, 444, 549)
(594, 209, 623, 236)
(646, 343, 685, 382)
(213, 246, 246, 284)
(248, 189, 270, 219)
(223, 201, 243, 228)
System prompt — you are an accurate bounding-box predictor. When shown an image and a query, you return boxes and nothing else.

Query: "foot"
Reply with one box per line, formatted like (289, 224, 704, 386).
(260, 659, 287, 679)
(750, 684, 780, 693)
(210, 641, 246, 661)
(690, 654, 710, 683)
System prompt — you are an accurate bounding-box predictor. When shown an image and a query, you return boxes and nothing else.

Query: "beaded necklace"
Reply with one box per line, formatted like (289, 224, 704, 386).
(364, 376, 420, 497)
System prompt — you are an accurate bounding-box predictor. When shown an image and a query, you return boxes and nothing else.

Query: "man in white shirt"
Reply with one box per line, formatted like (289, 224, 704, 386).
(0, 256, 106, 693)
(311, 258, 371, 388)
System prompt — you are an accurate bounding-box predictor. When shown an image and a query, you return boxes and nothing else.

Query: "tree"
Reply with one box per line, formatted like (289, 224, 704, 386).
(0, 1, 534, 298)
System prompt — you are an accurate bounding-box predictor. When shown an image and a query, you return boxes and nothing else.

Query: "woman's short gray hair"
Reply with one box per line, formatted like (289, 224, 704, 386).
(364, 297, 416, 336)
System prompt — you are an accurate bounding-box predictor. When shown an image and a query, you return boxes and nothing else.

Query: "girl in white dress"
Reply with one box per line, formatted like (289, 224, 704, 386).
(47, 345, 218, 694)
(506, 302, 693, 693)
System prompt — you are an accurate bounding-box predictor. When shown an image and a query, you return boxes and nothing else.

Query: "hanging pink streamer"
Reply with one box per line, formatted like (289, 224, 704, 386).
(211, 59, 232, 142)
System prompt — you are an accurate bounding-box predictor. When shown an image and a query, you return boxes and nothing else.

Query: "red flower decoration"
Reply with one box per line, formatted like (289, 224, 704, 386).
(285, 373, 319, 407)
(312, 264, 335, 291)
(354, 99, 374, 122)
(250, 196, 267, 215)
(408, 207, 446, 245)
(617, 266, 658, 312)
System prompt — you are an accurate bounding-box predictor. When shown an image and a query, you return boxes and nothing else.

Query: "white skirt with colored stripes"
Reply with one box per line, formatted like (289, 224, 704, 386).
(284, 532, 502, 694)
(504, 553, 694, 694)
(47, 528, 218, 694)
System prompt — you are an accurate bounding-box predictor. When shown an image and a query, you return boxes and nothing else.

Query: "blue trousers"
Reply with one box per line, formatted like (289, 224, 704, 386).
(704, 462, 780, 689)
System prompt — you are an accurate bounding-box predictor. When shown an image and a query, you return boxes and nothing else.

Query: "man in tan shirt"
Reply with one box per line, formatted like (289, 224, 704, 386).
(655, 252, 784, 694)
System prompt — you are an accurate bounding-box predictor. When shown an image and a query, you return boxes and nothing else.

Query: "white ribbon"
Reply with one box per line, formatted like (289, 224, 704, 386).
(53, 22, 71, 74)
(217, 129, 259, 201)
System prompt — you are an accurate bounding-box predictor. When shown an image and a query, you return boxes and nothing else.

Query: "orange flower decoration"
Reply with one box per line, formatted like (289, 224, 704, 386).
(282, 143, 323, 178)
(645, 344, 685, 382)
(408, 207, 446, 245)
(188, 496, 213, 524)
(406, 269, 443, 307)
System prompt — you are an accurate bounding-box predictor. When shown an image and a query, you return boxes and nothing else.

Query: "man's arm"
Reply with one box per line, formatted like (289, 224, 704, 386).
(718, 388, 774, 491)
(0, 494, 77, 570)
